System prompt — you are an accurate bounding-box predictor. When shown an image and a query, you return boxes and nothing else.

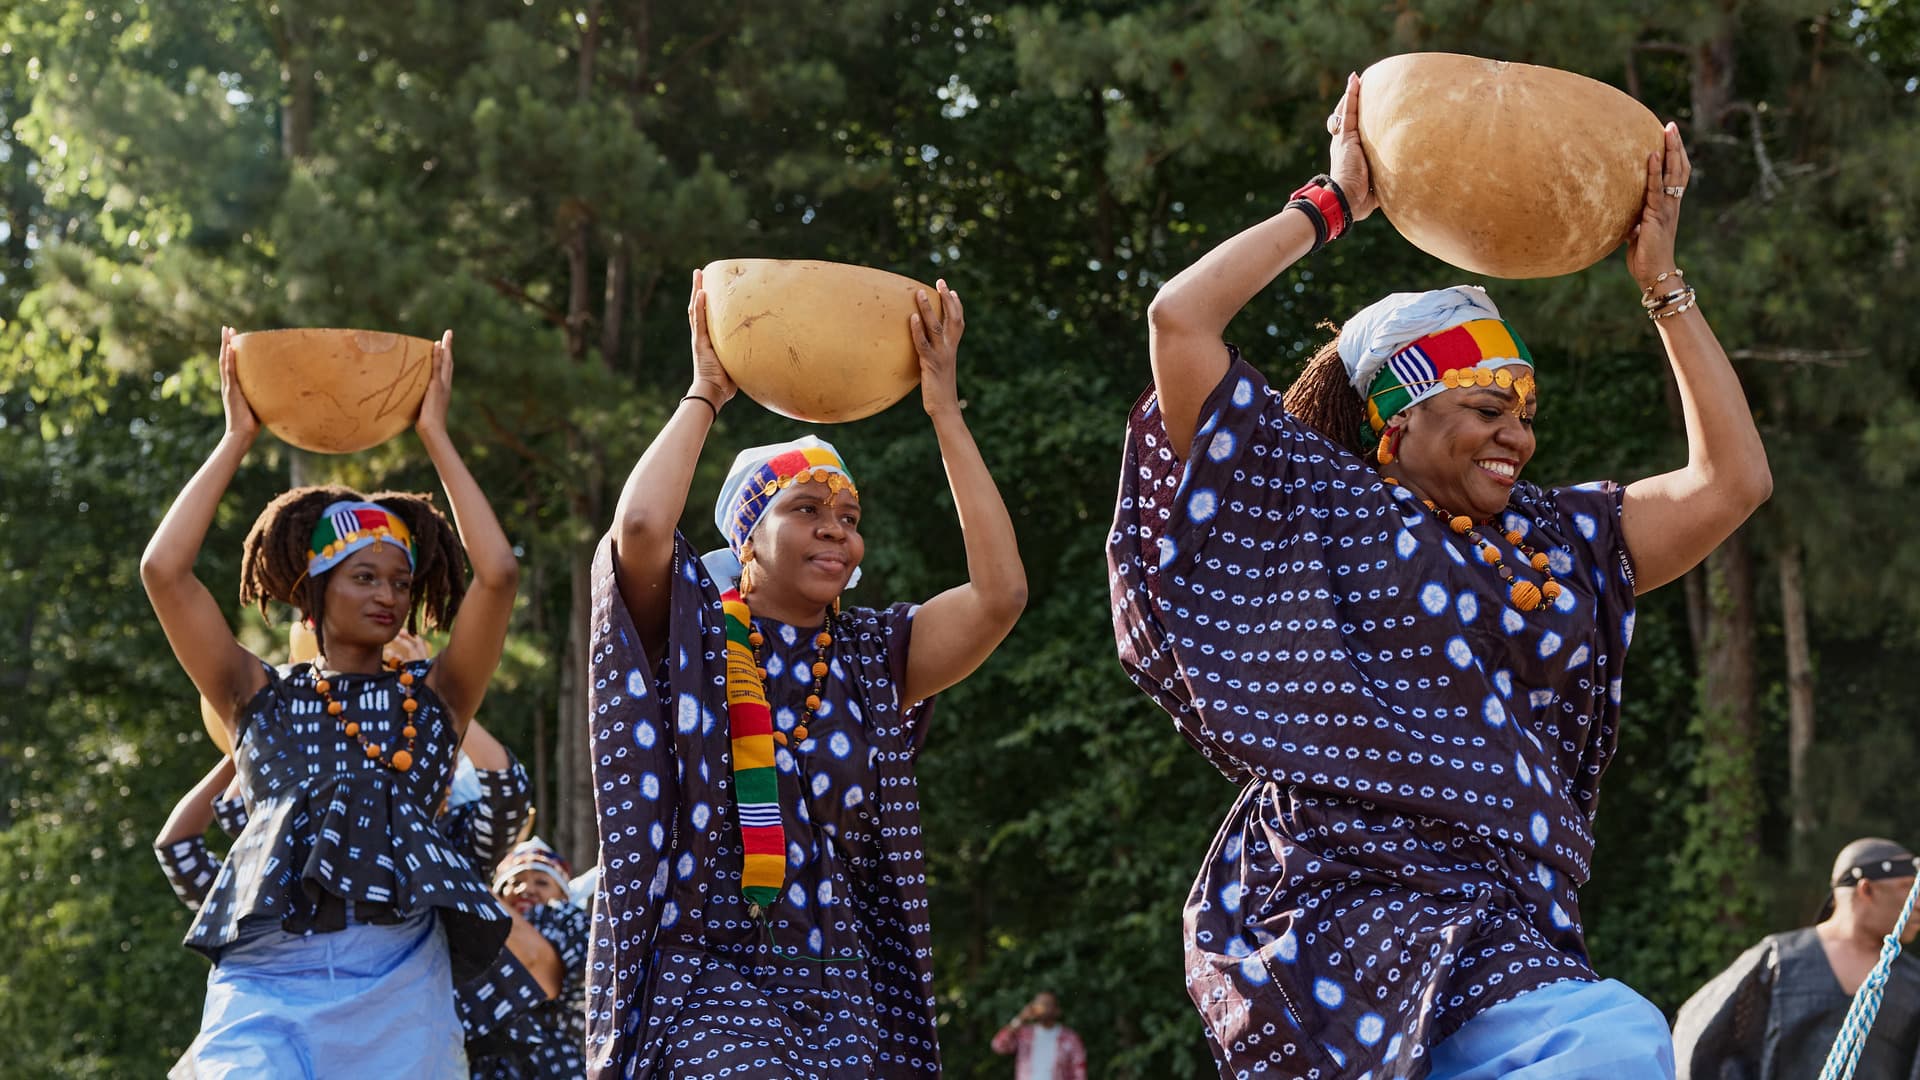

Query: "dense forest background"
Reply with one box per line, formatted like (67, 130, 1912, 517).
(3, 0, 1918, 1075)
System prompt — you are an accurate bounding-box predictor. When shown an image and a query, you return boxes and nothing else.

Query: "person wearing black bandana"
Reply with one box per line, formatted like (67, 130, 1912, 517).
(1675, 837, 1920, 1079)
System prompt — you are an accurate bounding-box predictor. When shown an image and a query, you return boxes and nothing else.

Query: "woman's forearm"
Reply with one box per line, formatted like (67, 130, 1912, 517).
(421, 428, 518, 589)
(1148, 206, 1320, 340)
(140, 432, 251, 587)
(929, 406, 1025, 616)
(1658, 308, 1772, 501)
(154, 757, 236, 847)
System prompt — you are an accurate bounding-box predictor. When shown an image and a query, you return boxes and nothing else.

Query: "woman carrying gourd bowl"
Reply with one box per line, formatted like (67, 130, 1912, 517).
(583, 270, 1026, 1075)
(142, 331, 518, 1076)
(1109, 73, 1769, 1077)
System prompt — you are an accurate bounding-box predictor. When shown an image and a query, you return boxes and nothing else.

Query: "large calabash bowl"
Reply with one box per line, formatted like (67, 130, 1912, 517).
(231, 328, 435, 453)
(1357, 53, 1666, 279)
(701, 259, 945, 423)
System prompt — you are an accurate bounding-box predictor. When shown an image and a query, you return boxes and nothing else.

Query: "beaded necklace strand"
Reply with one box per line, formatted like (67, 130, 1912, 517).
(312, 657, 420, 772)
(1384, 477, 1564, 613)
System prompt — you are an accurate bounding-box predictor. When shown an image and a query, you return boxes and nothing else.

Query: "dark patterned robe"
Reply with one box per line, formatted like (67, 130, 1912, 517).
(1108, 352, 1638, 1078)
(583, 533, 939, 1078)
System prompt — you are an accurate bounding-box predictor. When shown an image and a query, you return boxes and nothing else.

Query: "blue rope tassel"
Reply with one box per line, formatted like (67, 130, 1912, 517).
(1819, 874, 1920, 1080)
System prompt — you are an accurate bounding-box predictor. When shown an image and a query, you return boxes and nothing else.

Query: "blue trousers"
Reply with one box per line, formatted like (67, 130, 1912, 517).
(1428, 978, 1674, 1079)
(172, 911, 466, 1079)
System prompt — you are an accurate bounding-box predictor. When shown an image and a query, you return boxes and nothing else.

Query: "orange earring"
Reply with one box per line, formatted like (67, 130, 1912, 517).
(1377, 425, 1404, 465)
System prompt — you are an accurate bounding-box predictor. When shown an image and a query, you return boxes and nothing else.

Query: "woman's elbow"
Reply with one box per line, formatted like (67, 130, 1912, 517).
(1146, 290, 1193, 337)
(476, 553, 521, 592)
(139, 544, 184, 593)
(1735, 451, 1774, 514)
(986, 576, 1028, 627)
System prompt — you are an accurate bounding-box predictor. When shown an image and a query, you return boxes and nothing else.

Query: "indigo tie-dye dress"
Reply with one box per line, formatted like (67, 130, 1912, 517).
(1108, 352, 1638, 1079)
(583, 533, 939, 1079)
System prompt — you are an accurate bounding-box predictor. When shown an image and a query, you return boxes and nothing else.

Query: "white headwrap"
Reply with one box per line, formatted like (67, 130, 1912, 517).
(1336, 285, 1508, 397)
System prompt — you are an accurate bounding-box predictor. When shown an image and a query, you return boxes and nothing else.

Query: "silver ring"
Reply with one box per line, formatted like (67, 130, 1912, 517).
(1663, 185, 1685, 198)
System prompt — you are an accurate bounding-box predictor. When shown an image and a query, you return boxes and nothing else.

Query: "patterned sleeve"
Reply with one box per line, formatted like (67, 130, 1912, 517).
(528, 899, 591, 976)
(463, 756, 533, 877)
(154, 836, 223, 912)
(875, 601, 936, 755)
(211, 794, 250, 839)
(582, 530, 716, 1069)
(1108, 349, 1328, 772)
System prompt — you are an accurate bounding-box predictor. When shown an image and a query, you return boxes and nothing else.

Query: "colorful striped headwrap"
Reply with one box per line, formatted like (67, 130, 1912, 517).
(1337, 287, 1538, 452)
(307, 500, 415, 577)
(699, 435, 861, 593)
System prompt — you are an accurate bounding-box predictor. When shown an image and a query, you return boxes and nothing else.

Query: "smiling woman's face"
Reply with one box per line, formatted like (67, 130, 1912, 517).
(1385, 371, 1537, 520)
(744, 481, 865, 619)
(319, 543, 413, 652)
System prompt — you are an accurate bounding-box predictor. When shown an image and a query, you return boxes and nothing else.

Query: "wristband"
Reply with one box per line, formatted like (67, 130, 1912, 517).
(1289, 174, 1351, 244)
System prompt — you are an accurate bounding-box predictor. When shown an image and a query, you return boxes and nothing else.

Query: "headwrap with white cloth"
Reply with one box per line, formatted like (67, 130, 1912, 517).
(492, 836, 573, 898)
(699, 434, 862, 592)
(1337, 286, 1537, 452)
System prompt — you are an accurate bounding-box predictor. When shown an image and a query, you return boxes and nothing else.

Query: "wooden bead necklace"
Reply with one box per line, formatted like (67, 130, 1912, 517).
(312, 658, 420, 772)
(750, 617, 834, 748)
(1385, 477, 1564, 613)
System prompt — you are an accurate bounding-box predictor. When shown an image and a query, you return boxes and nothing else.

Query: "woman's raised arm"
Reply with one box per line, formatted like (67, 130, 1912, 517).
(417, 331, 520, 728)
(154, 756, 238, 848)
(1619, 126, 1773, 592)
(1147, 73, 1378, 453)
(609, 269, 737, 659)
(140, 327, 269, 733)
(897, 282, 1027, 705)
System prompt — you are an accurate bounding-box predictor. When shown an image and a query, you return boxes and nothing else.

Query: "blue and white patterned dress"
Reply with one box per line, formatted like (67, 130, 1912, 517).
(1108, 351, 1637, 1078)
(583, 532, 939, 1079)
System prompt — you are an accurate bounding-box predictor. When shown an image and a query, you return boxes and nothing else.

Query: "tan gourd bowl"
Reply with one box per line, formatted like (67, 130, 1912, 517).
(1357, 53, 1665, 279)
(701, 259, 942, 423)
(231, 329, 435, 453)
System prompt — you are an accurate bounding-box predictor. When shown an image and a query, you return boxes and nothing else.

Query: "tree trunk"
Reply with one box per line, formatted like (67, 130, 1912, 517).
(1696, 527, 1761, 933)
(1780, 542, 1816, 865)
(552, 534, 597, 863)
(601, 239, 628, 368)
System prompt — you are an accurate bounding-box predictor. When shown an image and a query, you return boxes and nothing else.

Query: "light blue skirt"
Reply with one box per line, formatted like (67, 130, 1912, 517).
(171, 911, 466, 1079)
(1428, 977, 1674, 1079)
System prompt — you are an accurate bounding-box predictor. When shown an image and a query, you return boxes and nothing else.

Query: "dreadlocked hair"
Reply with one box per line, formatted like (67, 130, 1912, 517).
(239, 485, 469, 659)
(1281, 330, 1371, 459)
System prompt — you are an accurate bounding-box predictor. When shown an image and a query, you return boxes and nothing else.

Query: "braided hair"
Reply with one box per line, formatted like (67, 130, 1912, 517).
(239, 485, 468, 658)
(1281, 330, 1373, 460)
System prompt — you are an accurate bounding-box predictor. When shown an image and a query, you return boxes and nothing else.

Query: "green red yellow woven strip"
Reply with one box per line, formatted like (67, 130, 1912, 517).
(721, 586, 784, 912)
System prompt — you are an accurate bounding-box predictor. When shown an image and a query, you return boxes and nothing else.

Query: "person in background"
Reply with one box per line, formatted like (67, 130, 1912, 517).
(466, 838, 590, 1079)
(1674, 837, 1920, 1079)
(992, 992, 1088, 1080)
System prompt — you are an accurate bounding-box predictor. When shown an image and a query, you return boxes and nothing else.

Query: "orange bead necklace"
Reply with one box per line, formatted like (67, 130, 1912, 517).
(748, 616, 834, 749)
(1385, 477, 1564, 613)
(311, 657, 420, 772)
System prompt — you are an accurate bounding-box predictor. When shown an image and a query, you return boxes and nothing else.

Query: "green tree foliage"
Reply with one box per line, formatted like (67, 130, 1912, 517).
(3, 1, 1917, 1076)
